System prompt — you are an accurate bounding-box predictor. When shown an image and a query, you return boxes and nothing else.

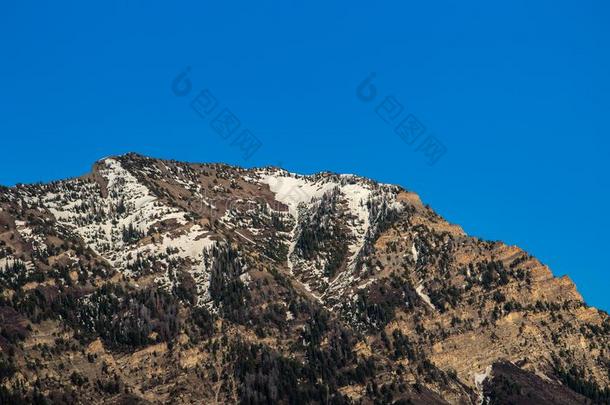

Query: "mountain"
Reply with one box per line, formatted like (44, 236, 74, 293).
(0, 153, 608, 404)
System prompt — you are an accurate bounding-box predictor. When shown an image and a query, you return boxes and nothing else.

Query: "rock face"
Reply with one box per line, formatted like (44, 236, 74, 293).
(0, 153, 608, 404)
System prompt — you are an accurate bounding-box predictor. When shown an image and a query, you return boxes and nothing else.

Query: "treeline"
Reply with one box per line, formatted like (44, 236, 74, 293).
(4, 282, 183, 350)
(344, 274, 418, 332)
(208, 243, 250, 324)
(72, 284, 181, 349)
(554, 364, 610, 404)
(294, 187, 349, 278)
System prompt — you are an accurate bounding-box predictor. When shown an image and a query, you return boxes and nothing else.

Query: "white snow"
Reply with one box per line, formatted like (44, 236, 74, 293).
(416, 284, 436, 310)
(341, 183, 373, 266)
(15, 159, 410, 312)
(14, 220, 48, 255)
(234, 230, 256, 244)
(260, 173, 337, 216)
(239, 272, 252, 285)
(151, 226, 217, 307)
(474, 365, 493, 405)
(36, 158, 226, 306)
(259, 172, 339, 278)
(259, 170, 404, 302)
(43, 158, 188, 262)
(259, 172, 372, 270)
(158, 225, 215, 260)
(0, 256, 16, 270)
(356, 278, 376, 290)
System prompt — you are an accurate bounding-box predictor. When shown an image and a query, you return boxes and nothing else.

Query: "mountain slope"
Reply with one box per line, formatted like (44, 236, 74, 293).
(0, 153, 608, 404)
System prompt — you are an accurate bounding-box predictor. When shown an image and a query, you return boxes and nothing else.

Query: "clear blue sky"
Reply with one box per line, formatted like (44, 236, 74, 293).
(1, 1, 608, 310)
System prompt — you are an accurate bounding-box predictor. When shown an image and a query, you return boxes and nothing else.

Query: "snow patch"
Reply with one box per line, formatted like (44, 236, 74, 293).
(474, 365, 493, 405)
(42, 158, 188, 264)
(259, 170, 404, 302)
(259, 173, 337, 215)
(416, 284, 436, 310)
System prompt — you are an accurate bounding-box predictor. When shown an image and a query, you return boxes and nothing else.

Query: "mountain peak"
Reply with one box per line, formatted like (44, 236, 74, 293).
(0, 153, 608, 404)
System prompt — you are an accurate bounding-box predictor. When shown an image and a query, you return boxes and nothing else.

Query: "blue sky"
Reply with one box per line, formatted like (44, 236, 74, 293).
(1, 1, 608, 310)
